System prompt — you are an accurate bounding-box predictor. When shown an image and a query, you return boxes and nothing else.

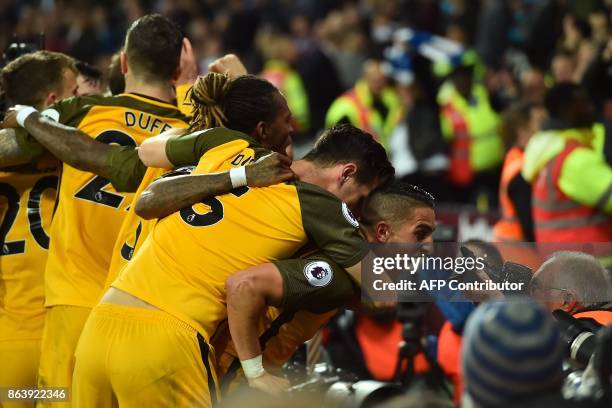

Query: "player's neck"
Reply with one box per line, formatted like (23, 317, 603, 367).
(291, 160, 334, 188)
(124, 77, 175, 103)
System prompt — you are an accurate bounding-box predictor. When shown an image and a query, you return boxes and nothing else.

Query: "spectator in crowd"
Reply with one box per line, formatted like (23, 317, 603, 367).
(290, 13, 343, 141)
(258, 27, 310, 135)
(529, 251, 612, 325)
(436, 51, 504, 207)
(551, 49, 577, 83)
(462, 298, 566, 407)
(493, 100, 546, 242)
(393, 70, 450, 203)
(522, 83, 612, 244)
(325, 59, 404, 151)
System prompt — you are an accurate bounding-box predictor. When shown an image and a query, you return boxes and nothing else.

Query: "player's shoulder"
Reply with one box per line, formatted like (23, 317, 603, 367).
(194, 127, 261, 147)
(294, 180, 340, 202)
(188, 126, 265, 156)
(293, 181, 360, 228)
(53, 93, 189, 124)
(49, 94, 108, 123)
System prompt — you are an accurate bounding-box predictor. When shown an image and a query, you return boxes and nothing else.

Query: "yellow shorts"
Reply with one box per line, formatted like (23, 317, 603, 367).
(0, 338, 41, 408)
(72, 303, 218, 408)
(37, 305, 91, 407)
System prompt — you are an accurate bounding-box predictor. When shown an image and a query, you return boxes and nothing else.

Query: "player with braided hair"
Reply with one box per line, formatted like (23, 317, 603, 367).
(105, 67, 296, 286)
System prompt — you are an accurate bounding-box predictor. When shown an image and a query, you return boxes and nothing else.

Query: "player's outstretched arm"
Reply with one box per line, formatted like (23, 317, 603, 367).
(225, 263, 289, 395)
(2, 108, 114, 178)
(135, 152, 294, 219)
(137, 128, 186, 168)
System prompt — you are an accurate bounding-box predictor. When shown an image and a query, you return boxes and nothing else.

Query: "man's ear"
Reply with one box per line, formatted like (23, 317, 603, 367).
(562, 291, 578, 313)
(340, 163, 357, 185)
(120, 51, 129, 75)
(253, 120, 266, 141)
(375, 221, 391, 243)
(44, 92, 58, 107)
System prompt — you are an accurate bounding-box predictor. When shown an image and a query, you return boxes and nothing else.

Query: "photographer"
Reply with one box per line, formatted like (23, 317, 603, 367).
(529, 251, 612, 325)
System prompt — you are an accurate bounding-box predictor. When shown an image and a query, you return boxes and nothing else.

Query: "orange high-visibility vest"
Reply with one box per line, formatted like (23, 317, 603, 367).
(493, 147, 525, 241)
(437, 321, 463, 406)
(355, 316, 429, 381)
(343, 89, 380, 140)
(574, 310, 612, 325)
(533, 140, 612, 243)
(441, 103, 473, 186)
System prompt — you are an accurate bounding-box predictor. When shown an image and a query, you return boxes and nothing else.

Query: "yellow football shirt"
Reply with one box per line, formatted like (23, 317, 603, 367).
(113, 130, 367, 342)
(19, 93, 190, 308)
(106, 127, 254, 289)
(0, 169, 57, 340)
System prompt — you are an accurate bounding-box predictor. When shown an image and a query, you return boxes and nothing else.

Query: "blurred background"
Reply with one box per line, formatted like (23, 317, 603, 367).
(1, 0, 612, 238)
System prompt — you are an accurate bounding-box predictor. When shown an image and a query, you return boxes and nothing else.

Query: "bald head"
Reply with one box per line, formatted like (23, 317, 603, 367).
(531, 251, 611, 312)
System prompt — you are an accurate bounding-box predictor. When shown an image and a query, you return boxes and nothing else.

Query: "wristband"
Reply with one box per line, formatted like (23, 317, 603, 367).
(241, 355, 265, 379)
(229, 166, 247, 188)
(15, 106, 38, 127)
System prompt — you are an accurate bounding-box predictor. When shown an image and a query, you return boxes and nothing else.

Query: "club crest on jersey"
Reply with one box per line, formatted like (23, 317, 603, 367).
(304, 261, 333, 287)
(342, 202, 359, 228)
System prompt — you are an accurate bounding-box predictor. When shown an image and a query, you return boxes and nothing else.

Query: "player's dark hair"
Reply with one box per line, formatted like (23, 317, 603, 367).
(361, 182, 435, 228)
(302, 123, 395, 187)
(124, 14, 182, 83)
(188, 72, 281, 133)
(0, 50, 76, 107)
(75, 60, 102, 82)
(384, 182, 435, 208)
(107, 51, 125, 95)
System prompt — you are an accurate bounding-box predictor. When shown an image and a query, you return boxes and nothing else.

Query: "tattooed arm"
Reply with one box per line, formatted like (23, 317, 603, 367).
(16, 111, 114, 177)
(135, 152, 294, 219)
(0, 128, 37, 166)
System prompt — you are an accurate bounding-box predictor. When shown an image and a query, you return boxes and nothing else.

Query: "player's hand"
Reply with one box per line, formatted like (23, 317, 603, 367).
(175, 37, 198, 86)
(1, 107, 20, 129)
(247, 372, 290, 396)
(245, 152, 295, 187)
(208, 54, 248, 78)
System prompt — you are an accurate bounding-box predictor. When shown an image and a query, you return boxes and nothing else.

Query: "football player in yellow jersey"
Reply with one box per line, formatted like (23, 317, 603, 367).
(0, 51, 78, 408)
(0, 14, 191, 403)
(221, 183, 436, 394)
(104, 62, 295, 289)
(70, 113, 392, 407)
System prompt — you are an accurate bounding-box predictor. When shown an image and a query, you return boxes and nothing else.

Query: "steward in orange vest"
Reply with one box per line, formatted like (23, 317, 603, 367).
(494, 147, 527, 241)
(493, 101, 546, 242)
(522, 84, 612, 244)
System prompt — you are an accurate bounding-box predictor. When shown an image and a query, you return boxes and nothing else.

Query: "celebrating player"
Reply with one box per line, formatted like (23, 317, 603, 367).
(0, 50, 78, 408)
(72, 123, 393, 407)
(0, 15, 191, 401)
(222, 183, 436, 394)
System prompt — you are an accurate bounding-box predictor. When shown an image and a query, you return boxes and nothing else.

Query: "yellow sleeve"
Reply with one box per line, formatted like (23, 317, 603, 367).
(175, 83, 193, 117)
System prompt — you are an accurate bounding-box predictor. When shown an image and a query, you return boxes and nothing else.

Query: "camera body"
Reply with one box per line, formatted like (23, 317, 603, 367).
(554, 310, 612, 403)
